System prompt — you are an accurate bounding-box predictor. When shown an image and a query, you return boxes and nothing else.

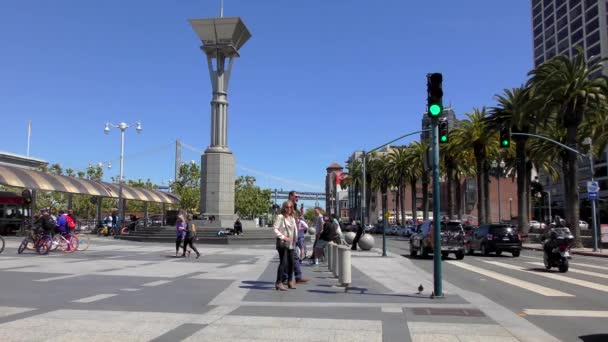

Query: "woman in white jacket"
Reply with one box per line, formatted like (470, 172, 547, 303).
(273, 200, 297, 291)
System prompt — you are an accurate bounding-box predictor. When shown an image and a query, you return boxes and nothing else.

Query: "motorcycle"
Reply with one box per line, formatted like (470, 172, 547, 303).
(542, 227, 574, 273)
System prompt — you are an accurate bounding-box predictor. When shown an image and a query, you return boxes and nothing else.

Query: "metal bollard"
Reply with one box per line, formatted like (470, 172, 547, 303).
(331, 243, 339, 278)
(327, 242, 334, 271)
(338, 246, 351, 287)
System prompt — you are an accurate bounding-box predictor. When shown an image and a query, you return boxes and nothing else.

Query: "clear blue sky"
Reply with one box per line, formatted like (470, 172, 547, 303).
(0, 0, 533, 192)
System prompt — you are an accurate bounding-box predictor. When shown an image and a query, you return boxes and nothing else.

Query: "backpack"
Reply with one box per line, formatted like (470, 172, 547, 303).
(66, 215, 76, 230)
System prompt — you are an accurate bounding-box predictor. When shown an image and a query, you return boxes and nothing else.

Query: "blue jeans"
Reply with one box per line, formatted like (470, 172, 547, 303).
(296, 236, 306, 257)
(283, 248, 302, 281)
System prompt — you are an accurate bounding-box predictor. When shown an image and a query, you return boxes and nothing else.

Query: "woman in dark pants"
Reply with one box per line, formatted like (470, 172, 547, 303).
(273, 200, 297, 291)
(175, 215, 186, 257)
(182, 214, 201, 258)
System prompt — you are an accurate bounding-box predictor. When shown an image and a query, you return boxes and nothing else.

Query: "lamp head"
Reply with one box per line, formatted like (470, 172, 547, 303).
(491, 160, 497, 168)
(135, 121, 143, 134)
(582, 137, 592, 146)
(104, 123, 111, 135)
(499, 160, 505, 168)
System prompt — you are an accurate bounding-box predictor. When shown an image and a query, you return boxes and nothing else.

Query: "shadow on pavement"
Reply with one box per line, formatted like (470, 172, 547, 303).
(239, 280, 275, 290)
(308, 287, 428, 299)
(580, 334, 608, 342)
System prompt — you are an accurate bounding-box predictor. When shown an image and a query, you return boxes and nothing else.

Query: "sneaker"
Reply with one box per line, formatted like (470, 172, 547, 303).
(295, 278, 310, 284)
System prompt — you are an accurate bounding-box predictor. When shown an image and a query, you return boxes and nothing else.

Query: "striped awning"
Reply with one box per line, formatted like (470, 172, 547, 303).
(0, 164, 180, 204)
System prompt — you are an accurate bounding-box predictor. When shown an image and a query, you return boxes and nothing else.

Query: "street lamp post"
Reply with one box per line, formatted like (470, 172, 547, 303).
(390, 185, 398, 225)
(509, 197, 513, 220)
(491, 160, 505, 223)
(583, 137, 599, 251)
(104, 121, 142, 237)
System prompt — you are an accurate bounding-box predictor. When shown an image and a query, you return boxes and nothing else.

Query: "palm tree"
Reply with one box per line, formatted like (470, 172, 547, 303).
(342, 159, 362, 221)
(529, 49, 608, 246)
(490, 86, 540, 233)
(388, 147, 410, 225)
(370, 154, 392, 224)
(452, 108, 496, 224)
(406, 141, 429, 220)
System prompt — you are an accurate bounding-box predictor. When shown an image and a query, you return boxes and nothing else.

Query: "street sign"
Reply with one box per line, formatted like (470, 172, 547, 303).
(587, 181, 599, 200)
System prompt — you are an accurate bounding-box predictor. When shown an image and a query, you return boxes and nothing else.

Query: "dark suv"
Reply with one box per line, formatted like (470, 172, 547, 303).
(410, 220, 465, 260)
(465, 224, 522, 257)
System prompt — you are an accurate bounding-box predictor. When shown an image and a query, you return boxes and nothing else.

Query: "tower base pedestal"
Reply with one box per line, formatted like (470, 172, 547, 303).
(200, 147, 235, 223)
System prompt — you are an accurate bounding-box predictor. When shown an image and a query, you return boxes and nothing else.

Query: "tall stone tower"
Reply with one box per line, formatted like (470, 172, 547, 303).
(189, 14, 251, 225)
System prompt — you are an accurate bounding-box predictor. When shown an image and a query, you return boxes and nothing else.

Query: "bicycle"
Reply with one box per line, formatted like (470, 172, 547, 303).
(74, 231, 90, 251)
(0, 235, 5, 254)
(96, 225, 115, 237)
(18, 231, 52, 255)
(51, 233, 79, 253)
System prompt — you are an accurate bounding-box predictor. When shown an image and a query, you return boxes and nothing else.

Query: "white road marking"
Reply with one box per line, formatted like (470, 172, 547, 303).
(527, 262, 608, 280)
(34, 274, 82, 282)
(483, 260, 608, 293)
(445, 261, 572, 297)
(142, 280, 172, 287)
(570, 262, 608, 271)
(381, 306, 403, 313)
(106, 255, 124, 259)
(72, 294, 117, 303)
(523, 309, 608, 318)
(120, 288, 141, 292)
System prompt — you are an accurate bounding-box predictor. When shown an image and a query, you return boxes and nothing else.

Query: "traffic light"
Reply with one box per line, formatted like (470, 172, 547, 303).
(439, 119, 449, 144)
(427, 73, 443, 118)
(500, 126, 511, 148)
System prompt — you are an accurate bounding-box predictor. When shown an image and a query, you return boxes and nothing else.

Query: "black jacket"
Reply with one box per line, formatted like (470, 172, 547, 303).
(320, 221, 338, 242)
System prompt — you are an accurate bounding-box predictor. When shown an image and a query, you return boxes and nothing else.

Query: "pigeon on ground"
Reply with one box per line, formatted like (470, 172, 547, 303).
(418, 284, 424, 293)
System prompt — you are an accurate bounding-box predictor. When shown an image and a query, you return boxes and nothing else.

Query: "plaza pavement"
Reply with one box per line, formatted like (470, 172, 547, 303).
(0, 236, 557, 342)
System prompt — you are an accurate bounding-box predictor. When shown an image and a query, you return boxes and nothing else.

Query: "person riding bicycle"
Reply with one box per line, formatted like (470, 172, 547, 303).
(34, 208, 55, 240)
(56, 210, 69, 236)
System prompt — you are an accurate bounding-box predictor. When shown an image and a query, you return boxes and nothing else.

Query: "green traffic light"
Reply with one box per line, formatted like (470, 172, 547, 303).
(429, 104, 442, 116)
(440, 136, 447, 142)
(502, 140, 509, 146)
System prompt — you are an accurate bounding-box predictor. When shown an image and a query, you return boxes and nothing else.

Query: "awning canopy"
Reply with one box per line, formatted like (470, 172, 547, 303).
(0, 164, 180, 205)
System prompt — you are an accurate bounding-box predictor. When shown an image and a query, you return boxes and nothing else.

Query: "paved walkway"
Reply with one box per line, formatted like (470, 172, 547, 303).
(523, 243, 608, 258)
(0, 236, 558, 341)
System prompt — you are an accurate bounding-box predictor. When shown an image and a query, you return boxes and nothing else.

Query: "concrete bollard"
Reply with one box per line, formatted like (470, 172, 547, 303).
(331, 243, 339, 278)
(338, 246, 351, 287)
(327, 242, 334, 271)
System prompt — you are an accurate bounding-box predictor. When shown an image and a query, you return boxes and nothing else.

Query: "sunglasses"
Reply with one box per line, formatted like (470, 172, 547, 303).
(287, 206, 293, 209)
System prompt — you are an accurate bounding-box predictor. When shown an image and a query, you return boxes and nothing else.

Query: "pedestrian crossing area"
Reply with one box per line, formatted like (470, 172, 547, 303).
(445, 256, 608, 300)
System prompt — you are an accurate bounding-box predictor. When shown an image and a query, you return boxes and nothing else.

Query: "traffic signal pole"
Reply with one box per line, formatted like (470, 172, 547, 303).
(431, 117, 443, 298)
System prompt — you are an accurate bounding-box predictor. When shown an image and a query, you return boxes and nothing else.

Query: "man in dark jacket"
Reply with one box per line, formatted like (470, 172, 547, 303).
(351, 220, 364, 251)
(234, 218, 243, 236)
(320, 215, 338, 244)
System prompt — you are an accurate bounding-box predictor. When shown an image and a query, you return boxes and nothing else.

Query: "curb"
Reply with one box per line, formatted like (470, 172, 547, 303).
(522, 245, 608, 258)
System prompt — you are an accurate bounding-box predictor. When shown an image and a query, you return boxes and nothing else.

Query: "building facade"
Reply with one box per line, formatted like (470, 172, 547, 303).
(531, 0, 608, 78)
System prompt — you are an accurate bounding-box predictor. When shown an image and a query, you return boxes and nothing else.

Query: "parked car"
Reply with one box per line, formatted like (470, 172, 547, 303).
(409, 221, 465, 260)
(579, 220, 589, 230)
(465, 224, 521, 257)
(529, 220, 541, 229)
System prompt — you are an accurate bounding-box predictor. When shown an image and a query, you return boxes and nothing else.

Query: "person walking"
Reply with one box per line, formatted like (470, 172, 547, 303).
(296, 216, 309, 260)
(175, 214, 186, 257)
(273, 200, 297, 291)
(182, 214, 200, 258)
(312, 206, 325, 265)
(287, 191, 310, 284)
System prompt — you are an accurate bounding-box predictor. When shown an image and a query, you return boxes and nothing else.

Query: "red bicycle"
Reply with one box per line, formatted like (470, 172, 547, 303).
(18, 231, 53, 255)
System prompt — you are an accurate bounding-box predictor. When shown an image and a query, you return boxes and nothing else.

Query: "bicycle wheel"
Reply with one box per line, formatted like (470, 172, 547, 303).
(18, 238, 29, 254)
(37, 236, 52, 255)
(61, 235, 79, 253)
(51, 234, 61, 251)
(0, 236, 4, 254)
(75, 233, 90, 251)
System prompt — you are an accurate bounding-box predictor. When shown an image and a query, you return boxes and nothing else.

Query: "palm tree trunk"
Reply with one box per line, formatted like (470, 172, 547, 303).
(566, 126, 581, 247)
(411, 177, 417, 222)
(526, 160, 533, 223)
(475, 145, 487, 225)
(455, 177, 463, 220)
(422, 178, 429, 221)
(446, 159, 454, 219)
(400, 183, 406, 225)
(484, 165, 491, 224)
(516, 138, 529, 234)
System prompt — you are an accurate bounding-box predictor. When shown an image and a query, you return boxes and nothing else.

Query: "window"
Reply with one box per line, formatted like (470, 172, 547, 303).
(570, 4, 582, 18)
(586, 18, 599, 33)
(545, 15, 555, 26)
(533, 4, 542, 17)
(585, 0, 598, 8)
(557, 3, 568, 18)
(534, 14, 543, 27)
(533, 0, 541, 7)
(571, 28, 583, 43)
(544, 3, 554, 18)
(570, 16, 582, 31)
(587, 43, 600, 57)
(546, 34, 556, 48)
(558, 26, 569, 41)
(585, 5, 599, 21)
(555, 0, 566, 7)
(535, 56, 545, 66)
(535, 45, 545, 57)
(586, 30, 600, 47)
(544, 0, 553, 6)
(547, 48, 557, 59)
(535, 35, 544, 47)
(558, 38, 570, 53)
(570, 0, 580, 8)
(534, 25, 543, 37)
(557, 15, 568, 29)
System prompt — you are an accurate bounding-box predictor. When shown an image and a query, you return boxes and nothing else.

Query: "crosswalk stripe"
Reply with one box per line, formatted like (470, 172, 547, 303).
(483, 260, 608, 293)
(445, 261, 573, 297)
(523, 309, 608, 318)
(570, 262, 608, 271)
(527, 262, 608, 280)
